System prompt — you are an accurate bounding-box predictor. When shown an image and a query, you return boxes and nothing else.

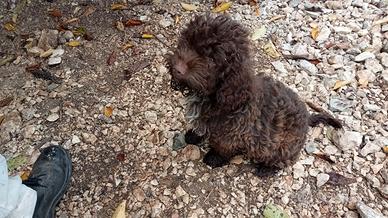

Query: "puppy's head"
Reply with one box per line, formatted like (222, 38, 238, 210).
(168, 14, 251, 97)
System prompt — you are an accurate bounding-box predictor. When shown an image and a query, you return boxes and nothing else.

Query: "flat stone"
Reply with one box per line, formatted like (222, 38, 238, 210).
(356, 70, 376, 83)
(175, 185, 187, 198)
(51, 48, 65, 57)
(332, 130, 363, 151)
(181, 144, 201, 161)
(334, 26, 352, 33)
(316, 26, 331, 42)
(292, 44, 309, 58)
(329, 98, 351, 112)
(48, 56, 62, 66)
(325, 1, 343, 9)
(354, 52, 375, 62)
(363, 104, 380, 112)
(46, 113, 59, 122)
(299, 60, 318, 75)
(324, 145, 339, 155)
(293, 162, 305, 179)
(38, 29, 59, 50)
(305, 144, 318, 154)
(72, 135, 81, 144)
(271, 61, 288, 74)
(144, 111, 158, 123)
(133, 188, 145, 202)
(316, 173, 330, 187)
(356, 202, 385, 218)
(365, 59, 384, 73)
(360, 142, 381, 156)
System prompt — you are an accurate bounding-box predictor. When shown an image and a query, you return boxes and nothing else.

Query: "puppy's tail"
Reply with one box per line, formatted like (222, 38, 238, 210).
(309, 113, 342, 129)
(306, 100, 342, 129)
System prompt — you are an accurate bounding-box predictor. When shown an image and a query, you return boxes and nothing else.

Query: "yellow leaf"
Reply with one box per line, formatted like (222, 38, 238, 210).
(212, 2, 232, 13)
(333, 80, 351, 91)
(4, 22, 16, 31)
(269, 15, 286, 22)
(180, 2, 198, 11)
(116, 21, 125, 31)
(67, 40, 81, 47)
(263, 41, 280, 58)
(142, 34, 154, 39)
(358, 78, 368, 88)
(112, 200, 126, 218)
(20, 171, 30, 181)
(104, 106, 113, 117)
(111, 3, 128, 10)
(311, 27, 319, 40)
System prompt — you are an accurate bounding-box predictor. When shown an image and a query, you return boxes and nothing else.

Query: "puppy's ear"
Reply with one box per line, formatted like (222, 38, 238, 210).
(216, 72, 252, 112)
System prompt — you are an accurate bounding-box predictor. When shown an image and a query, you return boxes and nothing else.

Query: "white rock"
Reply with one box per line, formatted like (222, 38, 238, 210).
(316, 173, 330, 187)
(324, 145, 339, 155)
(51, 48, 65, 57)
(382, 70, 388, 85)
(271, 61, 288, 74)
(365, 59, 384, 73)
(63, 30, 74, 40)
(293, 162, 305, 179)
(332, 130, 363, 151)
(48, 56, 62, 65)
(316, 26, 331, 42)
(175, 186, 187, 198)
(299, 60, 318, 75)
(72, 135, 81, 144)
(145, 111, 158, 123)
(360, 142, 381, 156)
(379, 53, 388, 67)
(334, 26, 352, 33)
(363, 104, 380, 112)
(46, 113, 59, 122)
(356, 202, 385, 218)
(159, 18, 172, 28)
(356, 70, 376, 82)
(292, 44, 309, 58)
(354, 52, 375, 62)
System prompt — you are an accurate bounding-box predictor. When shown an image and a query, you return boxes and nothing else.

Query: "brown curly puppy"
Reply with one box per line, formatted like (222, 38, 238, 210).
(168, 14, 342, 176)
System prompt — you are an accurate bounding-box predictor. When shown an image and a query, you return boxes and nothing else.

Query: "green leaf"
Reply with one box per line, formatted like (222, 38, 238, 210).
(263, 204, 289, 218)
(7, 155, 27, 171)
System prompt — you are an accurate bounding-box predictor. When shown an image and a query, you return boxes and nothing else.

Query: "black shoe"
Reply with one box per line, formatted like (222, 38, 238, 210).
(23, 145, 72, 218)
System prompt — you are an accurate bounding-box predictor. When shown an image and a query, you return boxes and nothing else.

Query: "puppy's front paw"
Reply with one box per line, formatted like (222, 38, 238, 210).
(184, 129, 204, 145)
(203, 150, 228, 168)
(254, 164, 281, 177)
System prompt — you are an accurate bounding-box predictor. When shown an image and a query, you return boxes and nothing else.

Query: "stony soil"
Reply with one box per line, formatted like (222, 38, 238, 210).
(0, 0, 387, 217)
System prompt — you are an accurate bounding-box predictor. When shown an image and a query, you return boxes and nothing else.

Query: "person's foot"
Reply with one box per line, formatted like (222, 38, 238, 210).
(23, 145, 72, 218)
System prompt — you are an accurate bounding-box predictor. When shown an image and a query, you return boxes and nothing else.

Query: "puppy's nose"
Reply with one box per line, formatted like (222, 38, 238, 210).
(174, 62, 188, 75)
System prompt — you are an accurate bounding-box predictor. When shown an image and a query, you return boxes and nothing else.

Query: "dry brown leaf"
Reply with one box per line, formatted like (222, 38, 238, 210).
(116, 21, 125, 31)
(40, 49, 54, 58)
(104, 106, 113, 117)
(141, 34, 154, 39)
(63, 18, 79, 24)
(82, 6, 96, 17)
(0, 96, 13, 108)
(112, 200, 126, 218)
(313, 153, 335, 164)
(4, 22, 16, 31)
(66, 40, 81, 47)
(121, 42, 133, 51)
(212, 2, 232, 13)
(333, 80, 351, 91)
(48, 8, 62, 17)
(269, 15, 286, 22)
(175, 15, 181, 25)
(263, 41, 280, 58)
(111, 3, 128, 10)
(327, 172, 356, 186)
(311, 27, 319, 40)
(0, 115, 4, 125)
(124, 19, 143, 27)
(107, 51, 116, 66)
(181, 2, 198, 11)
(254, 6, 260, 16)
(20, 171, 30, 181)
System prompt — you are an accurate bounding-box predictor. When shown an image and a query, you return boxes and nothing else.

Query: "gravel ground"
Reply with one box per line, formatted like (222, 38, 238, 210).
(1, 0, 388, 217)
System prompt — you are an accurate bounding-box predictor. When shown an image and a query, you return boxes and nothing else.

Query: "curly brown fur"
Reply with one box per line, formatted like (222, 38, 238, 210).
(168, 14, 342, 175)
